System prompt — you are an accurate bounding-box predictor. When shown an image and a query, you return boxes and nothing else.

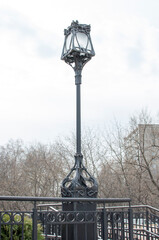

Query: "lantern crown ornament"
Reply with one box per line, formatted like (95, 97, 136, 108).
(61, 20, 95, 69)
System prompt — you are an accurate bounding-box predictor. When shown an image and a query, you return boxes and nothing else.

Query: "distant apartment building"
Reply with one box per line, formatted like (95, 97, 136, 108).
(124, 124, 159, 172)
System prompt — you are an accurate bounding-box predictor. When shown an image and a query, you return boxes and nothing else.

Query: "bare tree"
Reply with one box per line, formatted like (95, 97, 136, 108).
(0, 109, 159, 209)
(99, 110, 159, 207)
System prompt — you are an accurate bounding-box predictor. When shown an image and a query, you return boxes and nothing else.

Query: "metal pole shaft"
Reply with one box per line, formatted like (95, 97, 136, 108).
(76, 84, 81, 154)
(75, 67, 82, 155)
(76, 75, 81, 155)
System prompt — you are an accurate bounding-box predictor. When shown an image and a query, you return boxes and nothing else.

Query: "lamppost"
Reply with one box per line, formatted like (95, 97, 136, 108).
(61, 20, 98, 240)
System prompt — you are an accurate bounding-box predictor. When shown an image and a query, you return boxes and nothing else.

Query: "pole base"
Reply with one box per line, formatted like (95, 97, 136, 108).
(62, 201, 97, 240)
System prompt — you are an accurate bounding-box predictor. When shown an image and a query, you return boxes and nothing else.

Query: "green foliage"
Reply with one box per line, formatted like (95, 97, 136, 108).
(1, 213, 44, 240)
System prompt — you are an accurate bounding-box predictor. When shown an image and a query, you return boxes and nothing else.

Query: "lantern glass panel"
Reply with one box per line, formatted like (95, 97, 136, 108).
(75, 32, 88, 49)
(66, 33, 72, 52)
(74, 36, 79, 50)
(87, 41, 92, 51)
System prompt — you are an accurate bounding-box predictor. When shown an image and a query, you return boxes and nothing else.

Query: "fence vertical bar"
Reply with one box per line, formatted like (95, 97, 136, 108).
(74, 202, 78, 240)
(85, 221, 87, 240)
(21, 213, 24, 240)
(10, 213, 13, 240)
(121, 211, 125, 240)
(111, 212, 115, 240)
(102, 203, 108, 240)
(146, 207, 149, 240)
(0, 212, 1, 240)
(32, 201, 37, 240)
(128, 204, 133, 240)
(93, 220, 96, 240)
(66, 223, 68, 240)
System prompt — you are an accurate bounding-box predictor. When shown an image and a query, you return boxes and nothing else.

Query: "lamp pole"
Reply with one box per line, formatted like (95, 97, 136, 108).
(61, 21, 98, 240)
(61, 20, 98, 199)
(75, 57, 82, 155)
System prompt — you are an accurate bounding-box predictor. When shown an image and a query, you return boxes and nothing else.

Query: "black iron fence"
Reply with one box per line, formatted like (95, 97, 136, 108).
(0, 196, 159, 239)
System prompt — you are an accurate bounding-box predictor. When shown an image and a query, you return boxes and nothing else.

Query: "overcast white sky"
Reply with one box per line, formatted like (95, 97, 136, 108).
(0, 0, 159, 145)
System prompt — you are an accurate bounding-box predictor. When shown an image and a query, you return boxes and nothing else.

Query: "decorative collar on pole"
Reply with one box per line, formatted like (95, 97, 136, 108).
(61, 154, 98, 198)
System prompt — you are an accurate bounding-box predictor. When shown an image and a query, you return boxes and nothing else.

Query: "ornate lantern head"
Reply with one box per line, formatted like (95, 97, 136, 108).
(61, 20, 95, 68)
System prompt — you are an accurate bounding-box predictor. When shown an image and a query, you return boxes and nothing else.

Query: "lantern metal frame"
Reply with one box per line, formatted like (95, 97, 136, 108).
(61, 20, 95, 69)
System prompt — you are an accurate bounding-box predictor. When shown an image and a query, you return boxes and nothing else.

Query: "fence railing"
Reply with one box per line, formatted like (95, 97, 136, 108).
(0, 196, 159, 239)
